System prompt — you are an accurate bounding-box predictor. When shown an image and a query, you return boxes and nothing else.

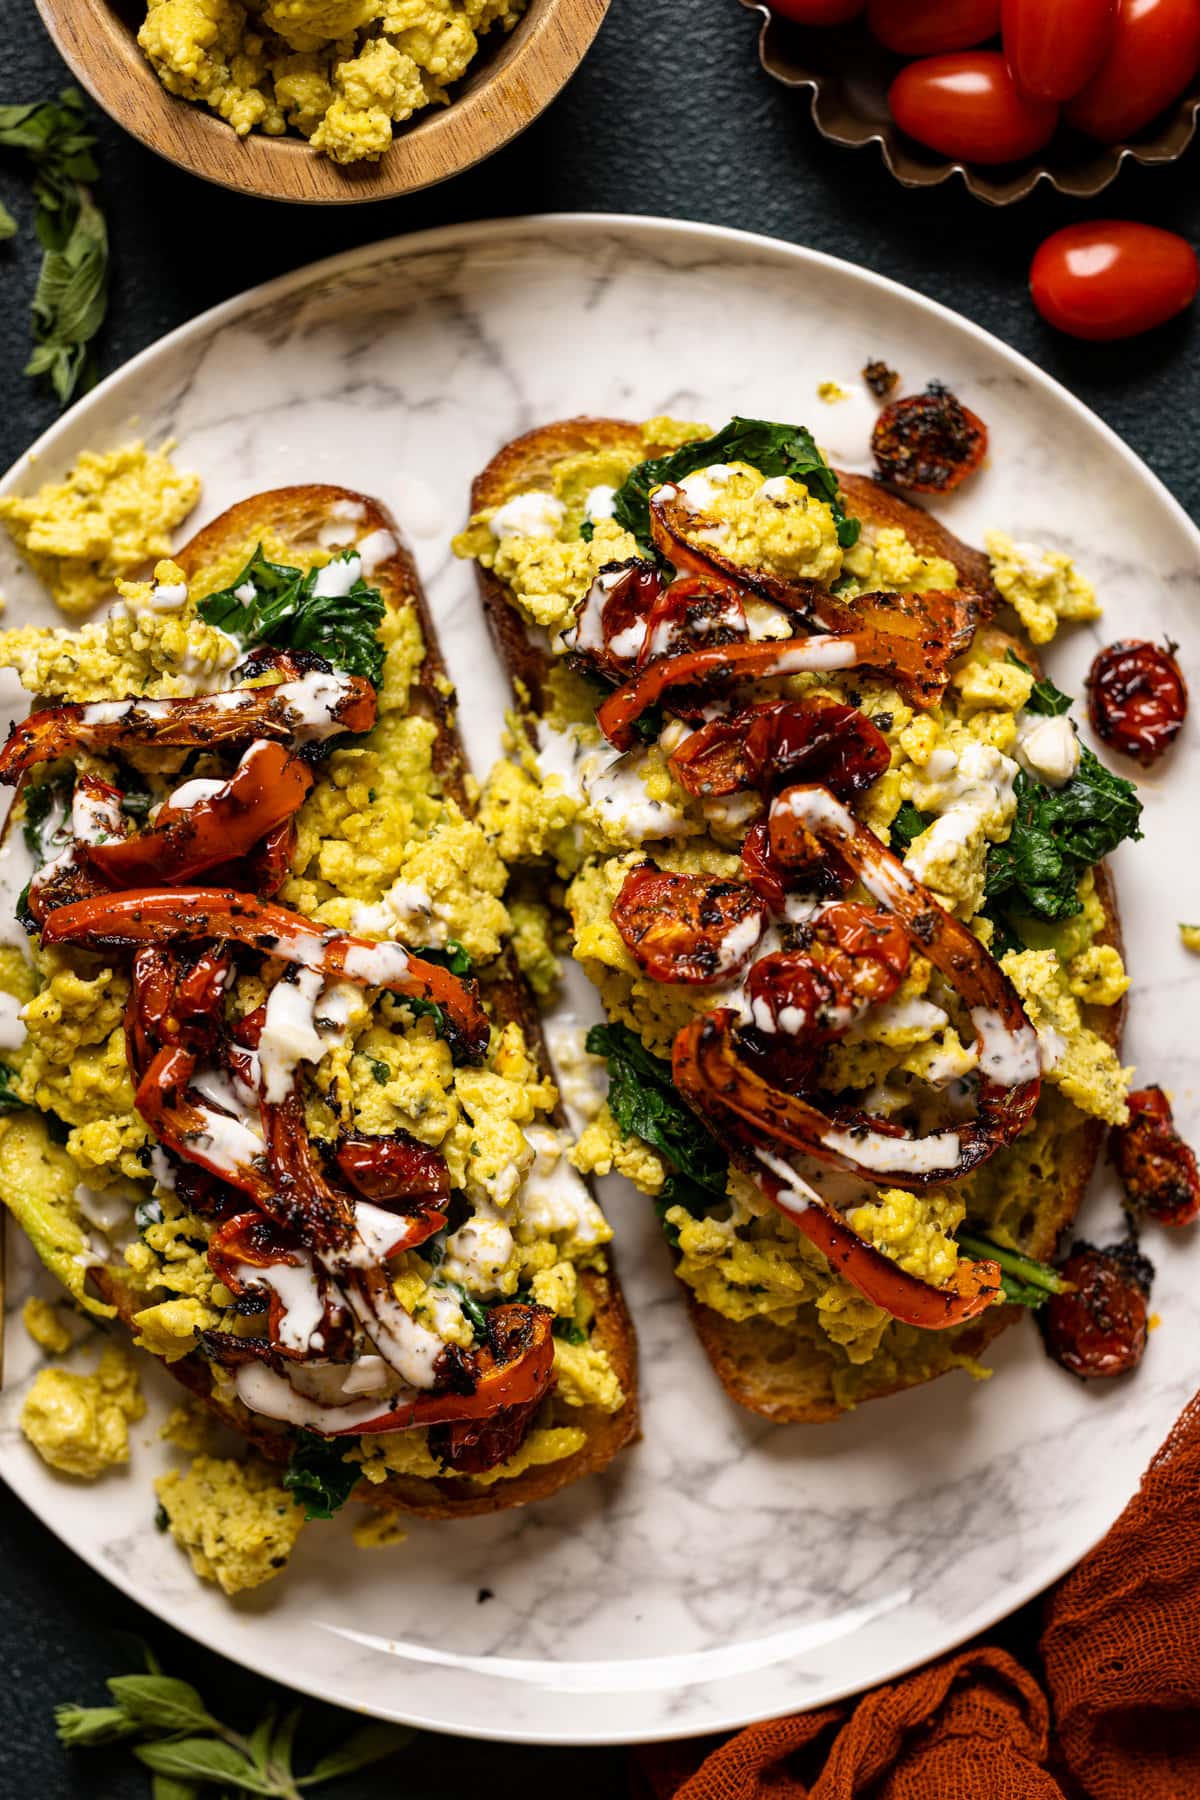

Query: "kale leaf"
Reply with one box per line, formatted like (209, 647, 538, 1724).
(197, 546, 386, 686)
(449, 1282, 489, 1342)
(282, 1432, 361, 1520)
(890, 800, 934, 849)
(611, 417, 860, 556)
(1005, 648, 1072, 717)
(21, 771, 71, 860)
(419, 940, 472, 977)
(0, 1063, 25, 1113)
(984, 747, 1142, 923)
(586, 1022, 728, 1227)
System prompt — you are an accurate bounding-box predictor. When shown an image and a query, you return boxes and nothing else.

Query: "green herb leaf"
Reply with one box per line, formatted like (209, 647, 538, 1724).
(980, 907, 1025, 961)
(586, 1022, 728, 1226)
(611, 417, 859, 556)
(985, 746, 1142, 923)
(21, 770, 70, 860)
(0, 1062, 24, 1113)
(134, 1736, 269, 1792)
(578, 518, 595, 543)
(1004, 648, 1073, 717)
(106, 1674, 216, 1737)
(447, 1281, 488, 1341)
(367, 1056, 391, 1086)
(419, 939, 472, 977)
(282, 1432, 360, 1521)
(552, 1317, 587, 1344)
(0, 90, 107, 404)
(958, 1231, 1070, 1310)
(889, 800, 934, 849)
(54, 1703, 140, 1746)
(151, 1776, 200, 1800)
(0, 200, 16, 240)
(136, 1196, 165, 1233)
(299, 1720, 413, 1785)
(197, 547, 386, 686)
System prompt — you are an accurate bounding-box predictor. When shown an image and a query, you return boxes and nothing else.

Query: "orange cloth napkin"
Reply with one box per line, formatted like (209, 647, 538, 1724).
(634, 1392, 1200, 1800)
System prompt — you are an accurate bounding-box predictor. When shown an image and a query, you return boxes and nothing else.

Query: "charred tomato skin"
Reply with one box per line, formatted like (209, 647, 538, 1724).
(1086, 638, 1188, 767)
(1111, 1085, 1200, 1227)
(1039, 1239, 1154, 1379)
(871, 384, 988, 493)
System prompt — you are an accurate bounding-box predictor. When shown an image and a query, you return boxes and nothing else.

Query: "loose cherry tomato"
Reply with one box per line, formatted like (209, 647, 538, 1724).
(770, 0, 864, 20)
(1031, 222, 1199, 341)
(1002, 0, 1117, 101)
(1040, 1240, 1153, 1379)
(1087, 638, 1188, 765)
(1111, 1087, 1200, 1227)
(889, 51, 1059, 163)
(872, 384, 988, 492)
(1065, 0, 1200, 142)
(868, 0, 1000, 55)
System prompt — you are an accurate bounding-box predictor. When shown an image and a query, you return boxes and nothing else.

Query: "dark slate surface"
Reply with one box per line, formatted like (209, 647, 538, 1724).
(1, 0, 1197, 1790)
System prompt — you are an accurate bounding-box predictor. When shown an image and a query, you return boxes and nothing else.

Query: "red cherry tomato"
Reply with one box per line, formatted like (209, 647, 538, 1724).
(1065, 0, 1200, 142)
(770, 0, 864, 21)
(1032, 222, 1199, 340)
(1002, 0, 1117, 100)
(868, 0, 1000, 55)
(889, 52, 1059, 162)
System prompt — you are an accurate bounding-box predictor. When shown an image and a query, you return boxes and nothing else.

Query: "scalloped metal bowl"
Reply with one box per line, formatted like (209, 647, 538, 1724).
(743, 0, 1200, 205)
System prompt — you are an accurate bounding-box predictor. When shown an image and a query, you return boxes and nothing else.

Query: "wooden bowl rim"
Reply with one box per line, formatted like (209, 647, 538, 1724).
(34, 0, 609, 204)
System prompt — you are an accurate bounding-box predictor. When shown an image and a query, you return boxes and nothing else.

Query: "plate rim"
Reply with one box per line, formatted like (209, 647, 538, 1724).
(1, 211, 1196, 1748)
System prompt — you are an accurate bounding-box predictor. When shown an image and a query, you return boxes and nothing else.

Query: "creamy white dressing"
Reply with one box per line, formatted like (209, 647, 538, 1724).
(233, 1360, 412, 1433)
(312, 553, 363, 599)
(249, 1255, 326, 1354)
(339, 939, 412, 986)
(343, 1277, 445, 1388)
(756, 1147, 818, 1215)
(714, 908, 766, 977)
(1014, 712, 1080, 788)
(441, 1207, 515, 1297)
(542, 1016, 608, 1134)
(0, 811, 37, 951)
(257, 967, 328, 1103)
(355, 528, 397, 575)
(534, 721, 691, 842)
(673, 465, 733, 512)
(489, 490, 566, 541)
(520, 1125, 607, 1246)
(73, 1181, 139, 1233)
(566, 566, 626, 655)
(193, 1109, 266, 1176)
(274, 670, 359, 742)
(147, 580, 189, 612)
(971, 1007, 1042, 1086)
(0, 991, 26, 1050)
(584, 484, 617, 521)
(822, 1123, 963, 1175)
(166, 776, 225, 810)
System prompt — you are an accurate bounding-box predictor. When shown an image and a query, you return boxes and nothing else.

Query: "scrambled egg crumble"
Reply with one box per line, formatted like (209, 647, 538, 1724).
(137, 0, 527, 165)
(459, 421, 1129, 1396)
(1, 492, 626, 1576)
(0, 443, 200, 617)
(155, 1456, 306, 1594)
(21, 1344, 145, 1479)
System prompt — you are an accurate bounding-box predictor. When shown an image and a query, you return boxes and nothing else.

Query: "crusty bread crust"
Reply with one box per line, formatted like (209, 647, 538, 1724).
(467, 419, 1124, 1424)
(85, 483, 638, 1515)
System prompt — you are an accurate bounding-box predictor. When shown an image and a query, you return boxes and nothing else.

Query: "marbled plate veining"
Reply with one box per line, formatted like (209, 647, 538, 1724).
(1, 216, 1196, 1745)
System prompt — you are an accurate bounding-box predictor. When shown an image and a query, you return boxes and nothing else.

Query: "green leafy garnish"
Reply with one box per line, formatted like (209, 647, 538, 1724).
(1005, 649, 1073, 718)
(985, 747, 1142, 923)
(0, 90, 107, 403)
(134, 1196, 164, 1234)
(586, 1022, 728, 1228)
(958, 1232, 1070, 1309)
(890, 800, 934, 849)
(0, 1063, 24, 1113)
(21, 770, 71, 860)
(552, 1317, 587, 1345)
(367, 1056, 391, 1086)
(419, 939, 472, 977)
(448, 1281, 489, 1341)
(281, 1432, 360, 1521)
(611, 417, 860, 557)
(197, 546, 386, 685)
(56, 1643, 411, 1796)
(119, 774, 154, 818)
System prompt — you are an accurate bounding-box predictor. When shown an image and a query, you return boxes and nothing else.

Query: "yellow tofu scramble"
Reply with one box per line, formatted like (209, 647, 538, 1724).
(455, 416, 1137, 1408)
(0, 448, 624, 1593)
(137, 0, 526, 164)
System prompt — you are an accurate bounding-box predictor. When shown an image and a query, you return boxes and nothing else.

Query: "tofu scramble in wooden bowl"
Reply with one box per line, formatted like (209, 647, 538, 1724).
(32, 0, 610, 201)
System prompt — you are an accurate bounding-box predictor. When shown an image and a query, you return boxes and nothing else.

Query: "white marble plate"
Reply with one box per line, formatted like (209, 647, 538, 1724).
(1, 216, 1197, 1747)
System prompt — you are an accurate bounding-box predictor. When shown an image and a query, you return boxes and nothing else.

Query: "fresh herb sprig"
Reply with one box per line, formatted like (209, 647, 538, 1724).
(0, 1062, 24, 1113)
(1005, 650, 1073, 719)
(611, 417, 860, 558)
(958, 1232, 1070, 1309)
(55, 1645, 411, 1796)
(198, 547, 386, 686)
(0, 89, 107, 403)
(586, 1021, 728, 1237)
(889, 799, 934, 850)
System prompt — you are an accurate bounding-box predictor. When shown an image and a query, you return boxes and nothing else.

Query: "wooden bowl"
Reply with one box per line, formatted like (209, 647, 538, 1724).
(34, 0, 610, 203)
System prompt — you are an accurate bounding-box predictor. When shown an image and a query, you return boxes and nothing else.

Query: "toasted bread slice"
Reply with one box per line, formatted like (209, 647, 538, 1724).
(20, 483, 637, 1516)
(468, 419, 1124, 1424)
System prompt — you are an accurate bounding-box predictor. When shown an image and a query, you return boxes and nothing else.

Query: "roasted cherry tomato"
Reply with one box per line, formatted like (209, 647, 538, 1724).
(888, 51, 1059, 163)
(1065, 0, 1200, 141)
(770, 0, 863, 19)
(1031, 222, 1199, 342)
(1002, 0, 1116, 101)
(1087, 638, 1188, 766)
(868, 0, 1000, 55)
(1039, 1239, 1153, 1379)
(1111, 1086, 1200, 1227)
(611, 867, 767, 984)
(872, 383, 988, 493)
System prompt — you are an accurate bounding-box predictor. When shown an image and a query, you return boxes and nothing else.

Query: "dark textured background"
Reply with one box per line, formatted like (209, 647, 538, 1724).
(2, 0, 1198, 1790)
